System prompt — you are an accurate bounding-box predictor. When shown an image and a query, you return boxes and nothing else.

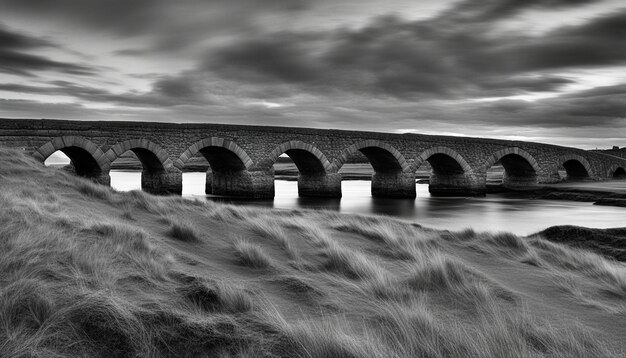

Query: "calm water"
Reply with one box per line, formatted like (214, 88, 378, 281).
(111, 171, 626, 235)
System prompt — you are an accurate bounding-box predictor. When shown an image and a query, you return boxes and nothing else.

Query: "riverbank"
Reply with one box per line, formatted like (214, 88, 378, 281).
(2, 148, 626, 357)
(487, 182, 626, 207)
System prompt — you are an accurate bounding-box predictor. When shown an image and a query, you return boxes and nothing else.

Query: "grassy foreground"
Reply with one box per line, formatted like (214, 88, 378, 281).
(0, 148, 625, 357)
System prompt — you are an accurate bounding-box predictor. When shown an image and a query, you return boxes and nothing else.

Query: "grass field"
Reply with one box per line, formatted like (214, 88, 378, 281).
(1, 148, 625, 357)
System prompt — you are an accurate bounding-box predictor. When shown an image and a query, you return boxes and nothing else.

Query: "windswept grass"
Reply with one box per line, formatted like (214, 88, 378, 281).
(166, 221, 201, 243)
(260, 296, 616, 358)
(159, 214, 202, 243)
(447, 227, 626, 312)
(333, 215, 438, 260)
(175, 274, 255, 313)
(0, 147, 624, 357)
(529, 238, 626, 298)
(247, 216, 299, 260)
(75, 179, 114, 201)
(320, 240, 384, 280)
(233, 239, 275, 269)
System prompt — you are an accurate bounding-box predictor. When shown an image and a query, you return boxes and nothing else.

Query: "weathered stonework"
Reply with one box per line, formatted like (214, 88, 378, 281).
(502, 171, 538, 189)
(298, 173, 342, 198)
(141, 170, 182, 195)
(1, 118, 625, 199)
(212, 170, 274, 199)
(429, 172, 486, 196)
(371, 172, 416, 198)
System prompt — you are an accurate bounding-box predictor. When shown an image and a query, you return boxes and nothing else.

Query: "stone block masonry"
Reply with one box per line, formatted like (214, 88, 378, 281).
(1, 118, 625, 198)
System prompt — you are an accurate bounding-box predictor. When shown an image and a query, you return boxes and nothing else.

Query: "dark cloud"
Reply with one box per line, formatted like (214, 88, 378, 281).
(461, 84, 626, 128)
(201, 6, 626, 100)
(0, 25, 50, 48)
(0, 0, 309, 52)
(211, 35, 321, 84)
(555, 84, 626, 118)
(489, 12, 626, 72)
(0, 24, 96, 76)
(0, 0, 169, 35)
(0, 0, 624, 148)
(150, 74, 219, 103)
(441, 0, 598, 22)
(479, 76, 575, 93)
(0, 50, 96, 76)
(554, 7, 626, 38)
(0, 76, 216, 107)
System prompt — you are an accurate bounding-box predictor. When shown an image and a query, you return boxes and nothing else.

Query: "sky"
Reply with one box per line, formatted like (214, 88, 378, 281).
(0, 0, 625, 149)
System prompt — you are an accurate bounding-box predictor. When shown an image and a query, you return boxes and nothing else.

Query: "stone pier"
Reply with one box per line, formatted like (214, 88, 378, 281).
(538, 172, 563, 184)
(502, 172, 538, 189)
(205, 170, 212, 194)
(429, 172, 486, 196)
(141, 170, 182, 195)
(298, 173, 342, 197)
(371, 172, 416, 198)
(211, 170, 274, 198)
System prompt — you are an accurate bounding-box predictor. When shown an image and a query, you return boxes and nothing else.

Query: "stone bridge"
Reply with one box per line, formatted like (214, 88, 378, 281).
(1, 118, 625, 198)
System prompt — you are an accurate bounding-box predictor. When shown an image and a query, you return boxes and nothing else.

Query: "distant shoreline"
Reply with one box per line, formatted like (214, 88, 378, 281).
(61, 160, 626, 207)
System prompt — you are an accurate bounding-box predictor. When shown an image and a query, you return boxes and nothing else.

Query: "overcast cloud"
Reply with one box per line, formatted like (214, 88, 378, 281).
(0, 0, 625, 148)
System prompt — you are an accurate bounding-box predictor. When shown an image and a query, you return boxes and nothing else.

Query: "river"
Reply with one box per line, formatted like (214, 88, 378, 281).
(110, 171, 626, 235)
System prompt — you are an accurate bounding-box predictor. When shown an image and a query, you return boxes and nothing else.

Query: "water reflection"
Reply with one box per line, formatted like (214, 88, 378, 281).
(296, 196, 342, 211)
(110, 171, 626, 235)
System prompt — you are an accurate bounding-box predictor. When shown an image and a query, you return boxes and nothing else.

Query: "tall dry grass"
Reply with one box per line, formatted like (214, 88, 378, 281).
(0, 147, 622, 357)
(446, 227, 626, 312)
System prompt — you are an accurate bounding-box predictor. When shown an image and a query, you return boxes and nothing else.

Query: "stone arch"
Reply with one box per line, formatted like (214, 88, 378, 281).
(482, 147, 540, 188)
(34, 136, 107, 178)
(334, 140, 410, 173)
(335, 140, 414, 198)
(416, 147, 483, 196)
(557, 154, 593, 179)
(607, 164, 626, 179)
(483, 147, 540, 173)
(104, 139, 172, 173)
(613, 167, 626, 179)
(268, 141, 333, 175)
(176, 137, 253, 172)
(414, 146, 472, 174)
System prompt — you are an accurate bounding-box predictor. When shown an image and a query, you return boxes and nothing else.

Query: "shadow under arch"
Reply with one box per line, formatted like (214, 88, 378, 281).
(613, 167, 626, 179)
(268, 141, 339, 197)
(34, 136, 109, 184)
(482, 147, 540, 189)
(557, 154, 593, 180)
(415, 147, 481, 196)
(334, 139, 410, 174)
(105, 139, 172, 173)
(415, 146, 472, 174)
(105, 140, 180, 194)
(177, 138, 271, 198)
(177, 137, 253, 173)
(608, 164, 626, 179)
(268, 141, 333, 175)
(334, 140, 414, 198)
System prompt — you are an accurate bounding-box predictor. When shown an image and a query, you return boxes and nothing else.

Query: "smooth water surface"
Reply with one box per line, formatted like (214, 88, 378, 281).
(111, 171, 626, 235)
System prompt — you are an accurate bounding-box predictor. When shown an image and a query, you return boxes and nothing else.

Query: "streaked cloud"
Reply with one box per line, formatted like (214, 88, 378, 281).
(0, 0, 624, 148)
